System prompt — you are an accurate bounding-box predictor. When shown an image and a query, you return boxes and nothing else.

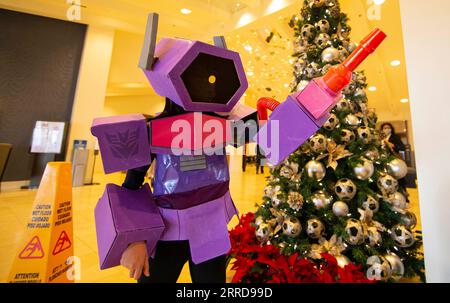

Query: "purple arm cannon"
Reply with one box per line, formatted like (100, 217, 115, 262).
(256, 28, 386, 166)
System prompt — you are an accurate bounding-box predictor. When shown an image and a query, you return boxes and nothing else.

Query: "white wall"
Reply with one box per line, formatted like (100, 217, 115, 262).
(399, 0, 450, 282)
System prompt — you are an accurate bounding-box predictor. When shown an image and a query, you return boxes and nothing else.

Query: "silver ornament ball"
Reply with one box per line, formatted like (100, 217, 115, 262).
(321, 47, 340, 63)
(401, 211, 417, 229)
(384, 253, 405, 281)
(364, 148, 380, 161)
(305, 160, 326, 181)
(332, 201, 349, 217)
(386, 191, 408, 210)
(311, 190, 333, 209)
(353, 158, 374, 181)
(386, 158, 408, 179)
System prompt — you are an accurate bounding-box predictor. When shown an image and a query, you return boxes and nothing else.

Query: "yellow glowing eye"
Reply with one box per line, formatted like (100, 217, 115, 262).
(208, 75, 216, 84)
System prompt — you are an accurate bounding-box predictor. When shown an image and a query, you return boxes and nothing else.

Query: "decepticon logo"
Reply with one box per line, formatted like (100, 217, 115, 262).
(105, 128, 140, 159)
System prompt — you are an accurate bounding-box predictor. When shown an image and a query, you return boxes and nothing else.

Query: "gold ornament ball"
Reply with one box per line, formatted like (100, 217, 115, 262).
(306, 218, 325, 239)
(282, 217, 302, 237)
(255, 223, 272, 243)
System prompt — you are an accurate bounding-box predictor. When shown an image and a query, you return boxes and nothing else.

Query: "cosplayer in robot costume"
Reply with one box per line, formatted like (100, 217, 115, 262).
(91, 13, 386, 283)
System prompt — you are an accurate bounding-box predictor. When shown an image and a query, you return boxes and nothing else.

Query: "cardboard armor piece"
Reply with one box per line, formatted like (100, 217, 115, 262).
(95, 183, 165, 269)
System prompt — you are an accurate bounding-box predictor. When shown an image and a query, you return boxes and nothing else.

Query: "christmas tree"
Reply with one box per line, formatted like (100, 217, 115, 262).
(230, 0, 425, 282)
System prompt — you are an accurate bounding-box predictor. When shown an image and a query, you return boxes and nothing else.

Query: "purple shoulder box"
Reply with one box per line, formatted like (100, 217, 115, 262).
(95, 183, 165, 270)
(91, 114, 152, 174)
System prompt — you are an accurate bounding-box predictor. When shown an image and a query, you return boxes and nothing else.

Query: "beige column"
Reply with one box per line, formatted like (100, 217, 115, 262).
(65, 26, 115, 182)
(399, 0, 450, 282)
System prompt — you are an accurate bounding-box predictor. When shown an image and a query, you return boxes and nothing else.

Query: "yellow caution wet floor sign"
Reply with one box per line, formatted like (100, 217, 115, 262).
(8, 162, 75, 283)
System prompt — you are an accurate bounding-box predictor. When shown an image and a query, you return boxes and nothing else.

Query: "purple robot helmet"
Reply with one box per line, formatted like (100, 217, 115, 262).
(139, 13, 248, 113)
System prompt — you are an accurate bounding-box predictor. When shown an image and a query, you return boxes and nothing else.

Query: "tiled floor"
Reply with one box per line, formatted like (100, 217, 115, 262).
(0, 158, 422, 283)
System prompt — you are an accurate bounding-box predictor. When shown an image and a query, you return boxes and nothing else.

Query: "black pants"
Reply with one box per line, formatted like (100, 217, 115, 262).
(138, 240, 226, 283)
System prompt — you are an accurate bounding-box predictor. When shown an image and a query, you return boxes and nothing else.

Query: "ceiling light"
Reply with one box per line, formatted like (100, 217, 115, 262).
(237, 13, 254, 27)
(244, 44, 253, 52)
(400, 98, 409, 103)
(373, 0, 385, 5)
(368, 86, 377, 92)
(390, 60, 401, 67)
(180, 8, 192, 15)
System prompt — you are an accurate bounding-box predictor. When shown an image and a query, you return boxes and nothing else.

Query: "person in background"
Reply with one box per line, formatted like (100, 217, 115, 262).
(380, 122, 406, 155)
(255, 145, 265, 175)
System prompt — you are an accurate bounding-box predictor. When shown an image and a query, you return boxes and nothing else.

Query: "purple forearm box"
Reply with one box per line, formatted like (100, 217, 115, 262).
(94, 183, 165, 269)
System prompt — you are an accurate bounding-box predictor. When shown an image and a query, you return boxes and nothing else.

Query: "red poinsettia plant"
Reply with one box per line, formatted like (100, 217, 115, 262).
(229, 213, 374, 283)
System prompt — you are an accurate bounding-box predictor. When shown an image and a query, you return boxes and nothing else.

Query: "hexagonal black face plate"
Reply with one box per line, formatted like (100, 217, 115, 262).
(181, 52, 241, 105)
